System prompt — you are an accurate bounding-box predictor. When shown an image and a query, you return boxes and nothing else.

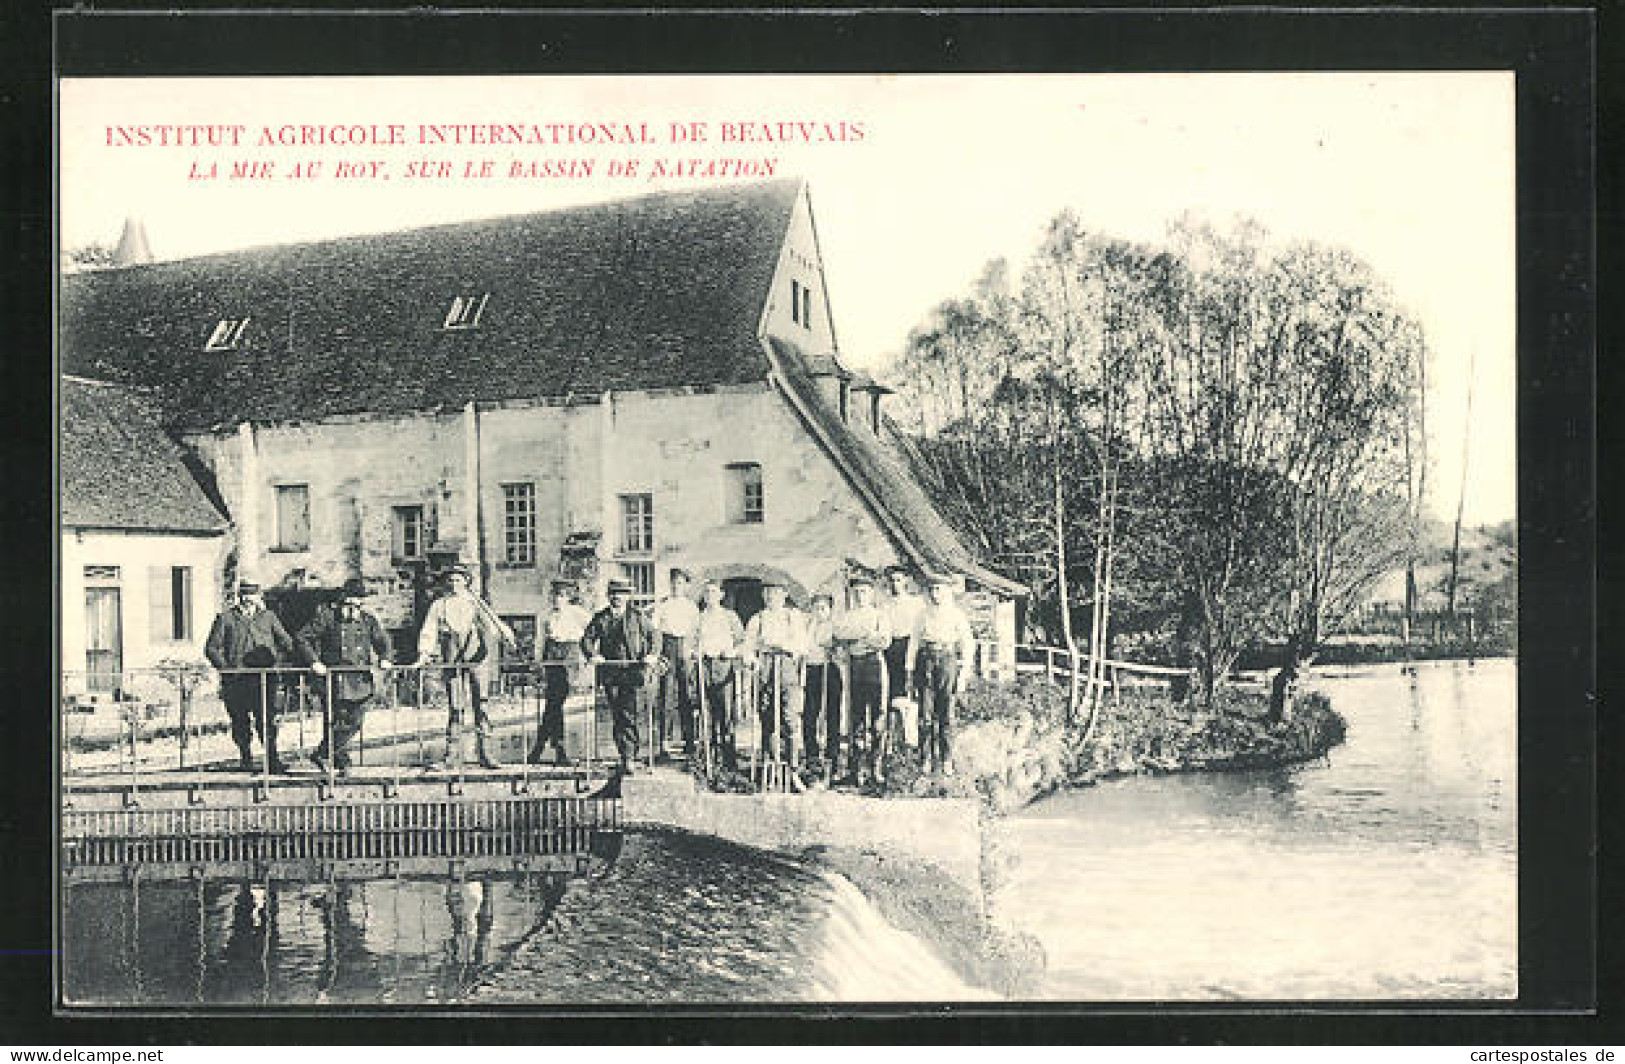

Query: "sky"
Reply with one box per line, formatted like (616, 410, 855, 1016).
(59, 73, 1515, 525)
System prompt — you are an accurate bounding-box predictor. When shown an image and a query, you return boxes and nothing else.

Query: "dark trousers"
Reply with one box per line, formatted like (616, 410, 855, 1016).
(222, 675, 281, 764)
(916, 648, 961, 766)
(314, 696, 370, 768)
(803, 663, 843, 763)
(658, 635, 696, 748)
(600, 667, 643, 766)
(885, 637, 913, 699)
(539, 663, 570, 750)
(700, 658, 737, 769)
(756, 655, 803, 764)
(442, 667, 488, 736)
(847, 653, 886, 764)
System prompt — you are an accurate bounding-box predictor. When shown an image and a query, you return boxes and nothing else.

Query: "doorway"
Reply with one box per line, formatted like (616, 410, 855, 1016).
(84, 586, 122, 692)
(721, 577, 764, 625)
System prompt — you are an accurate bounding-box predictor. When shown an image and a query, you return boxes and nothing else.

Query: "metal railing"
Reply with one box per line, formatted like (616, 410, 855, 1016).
(61, 663, 616, 793)
(60, 641, 1186, 792)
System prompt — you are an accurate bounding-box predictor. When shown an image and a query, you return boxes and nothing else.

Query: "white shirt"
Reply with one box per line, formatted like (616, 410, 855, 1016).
(883, 591, 925, 639)
(907, 600, 976, 667)
(651, 595, 701, 640)
(542, 602, 590, 643)
(744, 606, 807, 658)
(418, 592, 489, 660)
(836, 601, 890, 656)
(804, 612, 836, 664)
(695, 606, 744, 658)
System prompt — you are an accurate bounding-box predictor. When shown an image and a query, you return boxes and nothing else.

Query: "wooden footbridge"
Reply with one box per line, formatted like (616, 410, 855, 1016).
(61, 664, 632, 884)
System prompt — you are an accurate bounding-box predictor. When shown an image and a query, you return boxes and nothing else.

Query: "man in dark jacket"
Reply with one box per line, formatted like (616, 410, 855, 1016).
(297, 578, 394, 773)
(581, 579, 657, 774)
(205, 580, 297, 772)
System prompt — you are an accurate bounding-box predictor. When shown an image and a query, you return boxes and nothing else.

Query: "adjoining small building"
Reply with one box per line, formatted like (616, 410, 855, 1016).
(60, 376, 230, 692)
(59, 179, 1024, 663)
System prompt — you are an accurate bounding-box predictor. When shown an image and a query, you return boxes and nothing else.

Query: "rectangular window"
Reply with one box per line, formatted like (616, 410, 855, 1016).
(443, 293, 489, 330)
(149, 565, 193, 641)
(621, 562, 655, 607)
(801, 284, 812, 330)
(392, 505, 425, 562)
(274, 484, 311, 551)
(790, 280, 801, 325)
(727, 463, 764, 524)
(205, 317, 250, 351)
(620, 493, 653, 553)
(501, 483, 537, 566)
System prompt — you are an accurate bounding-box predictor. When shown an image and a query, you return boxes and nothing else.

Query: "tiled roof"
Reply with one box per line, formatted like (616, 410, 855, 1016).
(60, 376, 229, 533)
(60, 180, 802, 430)
(767, 338, 1025, 597)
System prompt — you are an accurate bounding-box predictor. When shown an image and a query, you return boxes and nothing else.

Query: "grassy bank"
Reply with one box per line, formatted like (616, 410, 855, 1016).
(953, 677, 1347, 814)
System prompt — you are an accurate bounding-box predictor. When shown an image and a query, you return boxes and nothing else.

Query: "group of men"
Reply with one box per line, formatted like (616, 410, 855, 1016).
(204, 565, 505, 774)
(618, 566, 978, 784)
(204, 562, 979, 786)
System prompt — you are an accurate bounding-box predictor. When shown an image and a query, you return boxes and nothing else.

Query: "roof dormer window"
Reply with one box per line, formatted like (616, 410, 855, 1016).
(205, 317, 250, 352)
(442, 293, 489, 331)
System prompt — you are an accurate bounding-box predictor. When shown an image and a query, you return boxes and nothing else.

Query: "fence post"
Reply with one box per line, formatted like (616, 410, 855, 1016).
(177, 673, 190, 771)
(586, 661, 598, 785)
(1045, 647, 1056, 683)
(324, 670, 336, 794)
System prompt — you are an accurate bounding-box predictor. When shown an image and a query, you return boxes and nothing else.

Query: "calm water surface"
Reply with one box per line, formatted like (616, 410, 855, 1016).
(995, 658, 1517, 1000)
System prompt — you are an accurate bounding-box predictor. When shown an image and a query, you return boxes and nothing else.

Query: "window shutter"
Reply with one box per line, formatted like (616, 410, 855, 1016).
(148, 566, 171, 642)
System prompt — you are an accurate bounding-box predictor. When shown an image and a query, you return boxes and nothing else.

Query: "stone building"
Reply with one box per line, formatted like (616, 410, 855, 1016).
(60, 376, 230, 690)
(60, 179, 1023, 660)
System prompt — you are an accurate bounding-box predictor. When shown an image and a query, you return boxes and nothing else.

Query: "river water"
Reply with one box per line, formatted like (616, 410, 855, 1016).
(994, 658, 1517, 1000)
(62, 659, 1513, 1004)
(61, 830, 985, 1005)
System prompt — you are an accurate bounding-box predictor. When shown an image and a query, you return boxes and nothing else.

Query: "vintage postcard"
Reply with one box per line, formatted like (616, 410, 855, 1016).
(56, 68, 1521, 1007)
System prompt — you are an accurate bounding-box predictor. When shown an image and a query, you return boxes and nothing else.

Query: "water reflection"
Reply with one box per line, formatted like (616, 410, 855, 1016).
(64, 867, 582, 1006)
(998, 658, 1518, 1000)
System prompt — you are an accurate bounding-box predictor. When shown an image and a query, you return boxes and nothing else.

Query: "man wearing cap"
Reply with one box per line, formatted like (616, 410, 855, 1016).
(744, 581, 808, 781)
(415, 565, 503, 770)
(694, 579, 745, 772)
(528, 580, 589, 765)
(834, 574, 890, 784)
(881, 567, 926, 708)
(581, 579, 658, 773)
(296, 578, 393, 773)
(906, 572, 977, 775)
(205, 580, 297, 772)
(650, 568, 701, 759)
(802, 592, 842, 773)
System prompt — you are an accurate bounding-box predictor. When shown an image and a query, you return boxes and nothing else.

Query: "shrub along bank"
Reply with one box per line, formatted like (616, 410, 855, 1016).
(950, 677, 1347, 813)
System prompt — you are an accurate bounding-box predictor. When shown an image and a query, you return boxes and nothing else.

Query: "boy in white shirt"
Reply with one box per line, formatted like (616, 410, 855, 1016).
(650, 567, 701, 759)
(906, 572, 976, 775)
(744, 581, 807, 777)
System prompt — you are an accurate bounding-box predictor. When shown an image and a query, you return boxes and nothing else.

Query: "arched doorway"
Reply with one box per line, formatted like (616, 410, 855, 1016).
(700, 563, 808, 624)
(720, 577, 764, 625)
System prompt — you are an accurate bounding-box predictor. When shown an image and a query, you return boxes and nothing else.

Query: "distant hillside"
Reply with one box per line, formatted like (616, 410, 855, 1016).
(1364, 521, 1515, 612)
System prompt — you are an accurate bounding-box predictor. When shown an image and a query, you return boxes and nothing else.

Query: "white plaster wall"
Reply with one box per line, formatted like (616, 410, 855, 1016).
(179, 383, 909, 625)
(60, 529, 228, 691)
(761, 185, 839, 358)
(188, 413, 467, 589)
(592, 385, 904, 604)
